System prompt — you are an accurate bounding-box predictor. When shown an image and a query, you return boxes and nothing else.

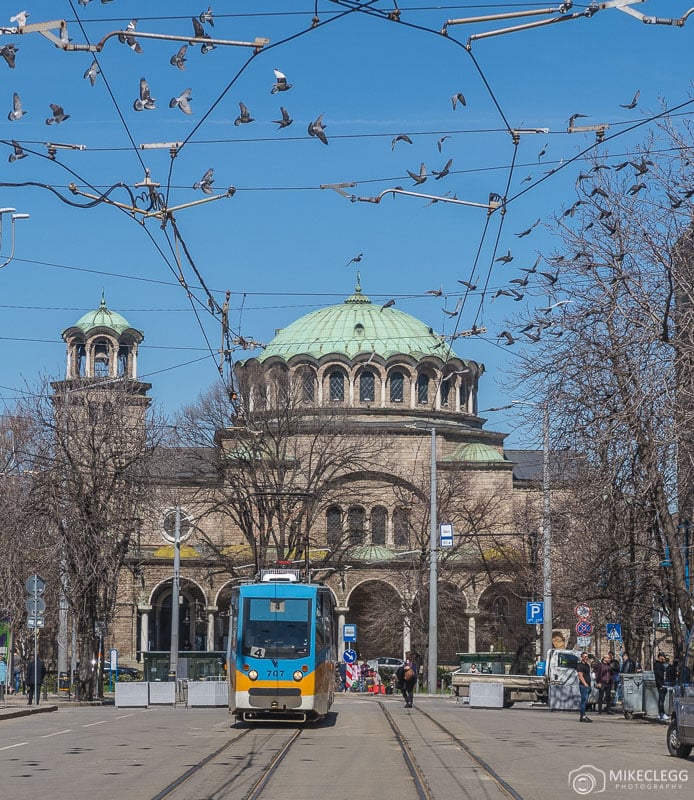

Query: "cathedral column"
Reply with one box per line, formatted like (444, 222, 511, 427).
(467, 608, 479, 653)
(335, 606, 349, 655)
(138, 605, 151, 654)
(206, 609, 216, 651)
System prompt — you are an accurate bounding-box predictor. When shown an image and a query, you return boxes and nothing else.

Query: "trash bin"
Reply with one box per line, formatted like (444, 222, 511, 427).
(642, 671, 660, 719)
(58, 671, 70, 694)
(536, 661, 546, 677)
(622, 673, 645, 719)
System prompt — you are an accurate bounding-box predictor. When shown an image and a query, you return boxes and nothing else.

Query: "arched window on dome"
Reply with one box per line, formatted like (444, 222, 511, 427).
(117, 344, 129, 377)
(348, 505, 365, 545)
(76, 343, 86, 377)
(440, 378, 451, 408)
(371, 506, 387, 545)
(326, 506, 343, 548)
(460, 383, 470, 412)
(359, 370, 375, 403)
(389, 370, 404, 403)
(329, 370, 345, 402)
(93, 338, 111, 378)
(393, 507, 410, 547)
(416, 374, 429, 405)
(297, 367, 316, 403)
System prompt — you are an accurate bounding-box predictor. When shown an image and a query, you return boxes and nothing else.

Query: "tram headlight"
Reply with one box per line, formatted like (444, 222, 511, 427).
(292, 670, 304, 682)
(248, 669, 259, 681)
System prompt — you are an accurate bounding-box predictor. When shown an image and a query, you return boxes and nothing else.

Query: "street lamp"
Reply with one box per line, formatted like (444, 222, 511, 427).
(0, 208, 30, 269)
(484, 401, 553, 658)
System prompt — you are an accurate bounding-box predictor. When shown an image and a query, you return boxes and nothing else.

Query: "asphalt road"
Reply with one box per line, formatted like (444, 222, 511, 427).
(0, 694, 691, 799)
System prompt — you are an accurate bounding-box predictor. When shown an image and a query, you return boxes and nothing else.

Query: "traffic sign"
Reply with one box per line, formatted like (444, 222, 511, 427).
(343, 648, 358, 664)
(576, 619, 593, 636)
(575, 603, 592, 619)
(26, 617, 45, 629)
(25, 597, 47, 615)
(577, 636, 592, 649)
(439, 523, 454, 548)
(526, 601, 544, 624)
(606, 623, 622, 641)
(343, 623, 357, 642)
(25, 575, 46, 595)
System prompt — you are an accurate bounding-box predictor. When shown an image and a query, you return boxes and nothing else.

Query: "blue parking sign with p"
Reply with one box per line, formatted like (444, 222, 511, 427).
(526, 601, 544, 624)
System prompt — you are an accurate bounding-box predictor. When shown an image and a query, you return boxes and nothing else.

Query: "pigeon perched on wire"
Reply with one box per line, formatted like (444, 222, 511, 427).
(234, 102, 253, 125)
(191, 17, 215, 53)
(46, 104, 70, 125)
(133, 78, 156, 111)
(193, 168, 214, 195)
(308, 114, 328, 144)
(8, 140, 26, 162)
(272, 106, 293, 129)
(199, 5, 214, 26)
(83, 59, 100, 86)
(8, 92, 26, 121)
(391, 134, 412, 150)
(170, 45, 188, 71)
(119, 20, 143, 53)
(271, 69, 292, 93)
(169, 89, 193, 115)
(1, 44, 18, 69)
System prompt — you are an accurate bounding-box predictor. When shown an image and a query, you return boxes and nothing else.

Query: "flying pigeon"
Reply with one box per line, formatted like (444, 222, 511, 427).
(9, 10, 29, 27)
(46, 104, 70, 125)
(433, 158, 453, 180)
(119, 20, 143, 53)
(193, 168, 214, 195)
(391, 134, 412, 150)
(442, 298, 462, 317)
(407, 163, 427, 185)
(437, 136, 450, 152)
(170, 45, 188, 70)
(169, 88, 193, 115)
(457, 279, 477, 290)
(515, 218, 540, 238)
(380, 299, 395, 311)
(308, 114, 328, 145)
(133, 78, 156, 111)
(1, 44, 18, 69)
(271, 69, 292, 93)
(8, 140, 26, 162)
(589, 187, 609, 199)
(8, 92, 26, 121)
(191, 17, 215, 53)
(272, 106, 293, 129)
(620, 90, 640, 109)
(83, 59, 100, 86)
(627, 182, 647, 196)
(234, 101, 253, 125)
(199, 5, 214, 26)
(495, 250, 513, 264)
(346, 253, 363, 267)
(498, 331, 515, 345)
(568, 113, 588, 128)
(451, 92, 466, 110)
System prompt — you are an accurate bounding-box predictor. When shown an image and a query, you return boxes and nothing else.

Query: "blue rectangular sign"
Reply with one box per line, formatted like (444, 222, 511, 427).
(343, 624, 357, 642)
(526, 601, 544, 624)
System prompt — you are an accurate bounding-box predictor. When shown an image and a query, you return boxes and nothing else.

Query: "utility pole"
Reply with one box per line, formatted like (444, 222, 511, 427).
(428, 428, 438, 695)
(169, 507, 181, 681)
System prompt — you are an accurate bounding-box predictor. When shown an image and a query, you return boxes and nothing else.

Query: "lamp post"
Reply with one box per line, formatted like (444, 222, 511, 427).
(428, 427, 438, 695)
(0, 208, 30, 269)
(169, 507, 181, 681)
(484, 401, 552, 658)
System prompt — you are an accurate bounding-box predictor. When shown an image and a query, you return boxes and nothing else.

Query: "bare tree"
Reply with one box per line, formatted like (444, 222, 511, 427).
(507, 119, 694, 654)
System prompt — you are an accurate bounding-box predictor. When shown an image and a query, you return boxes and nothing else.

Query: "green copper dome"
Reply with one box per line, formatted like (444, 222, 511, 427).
(441, 442, 505, 463)
(72, 296, 137, 336)
(259, 286, 455, 362)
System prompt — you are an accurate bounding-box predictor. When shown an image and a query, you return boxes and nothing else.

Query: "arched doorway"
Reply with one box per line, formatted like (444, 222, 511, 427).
(150, 579, 208, 651)
(346, 579, 404, 659)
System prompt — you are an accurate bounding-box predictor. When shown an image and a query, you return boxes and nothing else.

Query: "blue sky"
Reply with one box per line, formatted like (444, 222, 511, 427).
(0, 1, 692, 447)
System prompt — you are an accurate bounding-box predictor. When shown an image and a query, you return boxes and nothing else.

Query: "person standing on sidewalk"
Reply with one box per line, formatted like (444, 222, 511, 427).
(577, 652, 593, 723)
(594, 654, 614, 714)
(26, 654, 46, 706)
(654, 652, 669, 721)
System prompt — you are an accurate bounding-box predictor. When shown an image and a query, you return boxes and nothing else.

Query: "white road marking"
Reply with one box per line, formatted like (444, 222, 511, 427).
(114, 713, 136, 719)
(83, 720, 107, 727)
(0, 742, 28, 751)
(42, 729, 72, 738)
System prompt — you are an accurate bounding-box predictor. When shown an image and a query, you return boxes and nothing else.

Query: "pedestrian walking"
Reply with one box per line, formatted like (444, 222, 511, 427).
(0, 657, 7, 700)
(577, 652, 593, 722)
(12, 650, 23, 695)
(26, 654, 46, 706)
(397, 658, 418, 708)
(654, 652, 669, 722)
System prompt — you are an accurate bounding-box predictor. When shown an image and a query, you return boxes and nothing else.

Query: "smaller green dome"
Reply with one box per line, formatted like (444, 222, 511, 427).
(347, 544, 397, 562)
(441, 442, 504, 463)
(73, 295, 137, 336)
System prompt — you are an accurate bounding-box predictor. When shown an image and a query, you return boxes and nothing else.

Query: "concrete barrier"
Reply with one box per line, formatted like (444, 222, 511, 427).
(148, 681, 176, 705)
(186, 680, 229, 707)
(115, 682, 149, 707)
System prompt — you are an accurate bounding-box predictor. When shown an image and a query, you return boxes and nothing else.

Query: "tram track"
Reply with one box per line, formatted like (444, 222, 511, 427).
(149, 726, 303, 800)
(379, 701, 526, 800)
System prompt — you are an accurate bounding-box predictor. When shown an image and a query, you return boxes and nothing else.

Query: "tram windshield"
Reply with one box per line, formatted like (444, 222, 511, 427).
(242, 597, 311, 658)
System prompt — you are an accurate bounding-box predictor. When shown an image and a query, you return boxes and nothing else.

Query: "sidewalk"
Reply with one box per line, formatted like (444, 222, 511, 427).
(0, 691, 114, 721)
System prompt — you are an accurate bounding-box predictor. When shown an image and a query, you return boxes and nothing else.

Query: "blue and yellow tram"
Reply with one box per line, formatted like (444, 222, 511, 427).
(228, 573, 337, 723)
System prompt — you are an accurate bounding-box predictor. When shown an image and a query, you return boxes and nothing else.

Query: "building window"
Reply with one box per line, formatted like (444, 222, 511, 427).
(360, 370, 375, 403)
(440, 379, 450, 407)
(162, 510, 193, 543)
(326, 506, 342, 548)
(348, 506, 365, 545)
(393, 507, 410, 547)
(460, 383, 470, 410)
(94, 340, 110, 377)
(329, 370, 344, 402)
(117, 345, 129, 377)
(416, 374, 429, 404)
(389, 371, 404, 403)
(371, 506, 387, 545)
(300, 368, 315, 402)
